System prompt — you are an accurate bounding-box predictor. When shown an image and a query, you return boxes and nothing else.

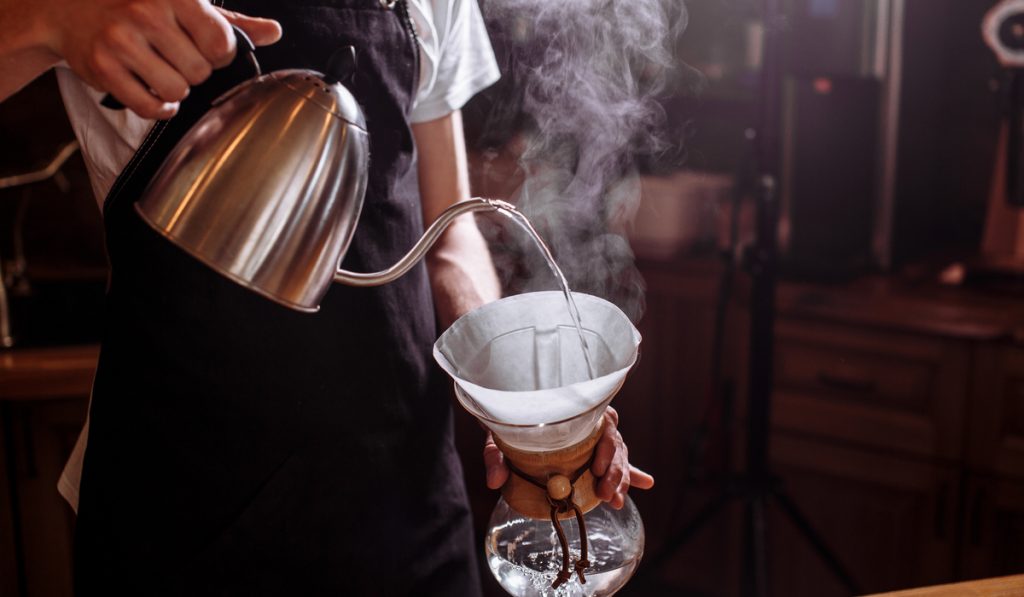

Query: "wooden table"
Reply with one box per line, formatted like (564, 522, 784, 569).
(0, 343, 98, 596)
(0, 344, 99, 400)
(869, 575, 1024, 596)
(621, 257, 1024, 596)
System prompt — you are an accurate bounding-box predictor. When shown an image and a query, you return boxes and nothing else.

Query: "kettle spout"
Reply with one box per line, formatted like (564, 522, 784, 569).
(334, 198, 517, 287)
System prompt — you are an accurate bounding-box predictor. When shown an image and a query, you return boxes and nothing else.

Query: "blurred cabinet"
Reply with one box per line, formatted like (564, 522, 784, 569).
(0, 412, 18, 597)
(620, 258, 1024, 596)
(0, 399, 85, 597)
(960, 344, 1024, 581)
(0, 346, 97, 597)
(765, 318, 969, 593)
(766, 313, 1024, 594)
(768, 435, 957, 596)
(960, 474, 1024, 581)
(773, 319, 968, 460)
(969, 345, 1024, 480)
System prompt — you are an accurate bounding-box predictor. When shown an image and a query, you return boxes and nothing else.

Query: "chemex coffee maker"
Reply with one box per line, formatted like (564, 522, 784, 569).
(125, 27, 647, 597)
(435, 292, 645, 597)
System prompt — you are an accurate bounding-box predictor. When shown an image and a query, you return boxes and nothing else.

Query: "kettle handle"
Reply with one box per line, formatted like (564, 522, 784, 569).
(99, 26, 260, 111)
(334, 198, 517, 287)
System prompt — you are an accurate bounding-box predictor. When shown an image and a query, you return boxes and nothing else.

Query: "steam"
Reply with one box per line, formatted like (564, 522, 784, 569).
(472, 0, 695, 321)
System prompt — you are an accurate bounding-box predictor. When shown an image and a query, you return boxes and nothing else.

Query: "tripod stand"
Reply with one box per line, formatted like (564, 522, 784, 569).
(647, 0, 862, 595)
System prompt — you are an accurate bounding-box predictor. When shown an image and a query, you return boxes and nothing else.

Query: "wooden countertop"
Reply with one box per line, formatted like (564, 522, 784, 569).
(869, 575, 1024, 596)
(0, 344, 99, 400)
(640, 256, 1024, 343)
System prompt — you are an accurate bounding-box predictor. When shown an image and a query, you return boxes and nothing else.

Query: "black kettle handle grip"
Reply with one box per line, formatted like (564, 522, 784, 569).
(100, 25, 260, 111)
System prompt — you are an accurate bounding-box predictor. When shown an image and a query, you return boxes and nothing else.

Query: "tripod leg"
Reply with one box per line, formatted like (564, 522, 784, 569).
(649, 491, 733, 570)
(773, 489, 861, 595)
(742, 495, 770, 597)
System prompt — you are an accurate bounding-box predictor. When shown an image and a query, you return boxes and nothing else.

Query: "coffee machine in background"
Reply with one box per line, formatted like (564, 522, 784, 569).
(773, 0, 1000, 278)
(775, 0, 889, 279)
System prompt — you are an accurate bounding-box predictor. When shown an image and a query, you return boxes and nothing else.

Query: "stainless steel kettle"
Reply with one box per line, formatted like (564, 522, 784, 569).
(134, 35, 512, 312)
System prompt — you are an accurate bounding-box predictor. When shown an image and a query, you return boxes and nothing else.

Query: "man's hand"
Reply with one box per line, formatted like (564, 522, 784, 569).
(483, 406, 655, 509)
(6, 0, 281, 118)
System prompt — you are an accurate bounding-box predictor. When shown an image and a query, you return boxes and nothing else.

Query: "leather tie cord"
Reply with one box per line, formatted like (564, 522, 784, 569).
(504, 456, 594, 589)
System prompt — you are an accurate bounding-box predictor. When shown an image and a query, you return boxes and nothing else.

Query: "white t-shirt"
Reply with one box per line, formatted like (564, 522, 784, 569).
(56, 0, 500, 207)
(55, 0, 499, 511)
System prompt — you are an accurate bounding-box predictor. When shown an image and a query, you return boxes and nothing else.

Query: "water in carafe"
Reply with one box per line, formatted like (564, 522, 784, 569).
(486, 496, 645, 597)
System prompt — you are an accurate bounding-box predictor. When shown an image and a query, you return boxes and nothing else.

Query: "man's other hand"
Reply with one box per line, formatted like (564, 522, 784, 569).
(483, 406, 655, 509)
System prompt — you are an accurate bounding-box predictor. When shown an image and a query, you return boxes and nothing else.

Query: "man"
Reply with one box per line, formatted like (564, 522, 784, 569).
(0, 1, 653, 593)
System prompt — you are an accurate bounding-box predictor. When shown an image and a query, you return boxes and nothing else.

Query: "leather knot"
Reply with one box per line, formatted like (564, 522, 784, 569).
(505, 457, 595, 589)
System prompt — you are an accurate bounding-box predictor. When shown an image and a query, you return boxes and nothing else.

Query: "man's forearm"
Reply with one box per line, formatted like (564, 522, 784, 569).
(412, 110, 501, 329)
(0, 2, 59, 100)
(427, 216, 501, 330)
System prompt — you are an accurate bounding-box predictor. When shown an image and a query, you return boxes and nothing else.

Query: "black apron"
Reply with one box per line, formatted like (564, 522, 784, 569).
(73, 2, 480, 595)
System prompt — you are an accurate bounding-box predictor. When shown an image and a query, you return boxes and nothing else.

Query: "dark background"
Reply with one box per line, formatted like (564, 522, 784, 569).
(1, 1, 1022, 596)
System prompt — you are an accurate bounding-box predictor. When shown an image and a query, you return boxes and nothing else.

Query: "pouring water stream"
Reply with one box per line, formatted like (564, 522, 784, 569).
(490, 203, 596, 381)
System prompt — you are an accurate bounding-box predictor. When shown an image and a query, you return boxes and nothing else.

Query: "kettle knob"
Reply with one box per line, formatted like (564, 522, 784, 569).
(324, 46, 358, 84)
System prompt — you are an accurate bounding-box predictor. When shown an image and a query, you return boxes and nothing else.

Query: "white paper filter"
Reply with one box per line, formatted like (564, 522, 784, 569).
(434, 292, 641, 440)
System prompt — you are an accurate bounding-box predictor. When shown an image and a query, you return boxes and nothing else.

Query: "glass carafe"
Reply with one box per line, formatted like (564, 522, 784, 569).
(486, 495, 644, 597)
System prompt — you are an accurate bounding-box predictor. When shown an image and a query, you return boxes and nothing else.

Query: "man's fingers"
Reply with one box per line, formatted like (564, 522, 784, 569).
(610, 470, 632, 509)
(589, 405, 654, 505)
(177, 4, 282, 68)
(217, 9, 283, 47)
(92, 50, 177, 119)
(605, 406, 619, 427)
(111, 28, 190, 102)
(146, 22, 213, 86)
(629, 465, 655, 490)
(591, 418, 619, 477)
(480, 403, 650, 505)
(597, 455, 626, 502)
(138, 5, 281, 100)
(483, 433, 508, 490)
(120, 0, 207, 85)
(611, 491, 627, 509)
(176, 2, 238, 67)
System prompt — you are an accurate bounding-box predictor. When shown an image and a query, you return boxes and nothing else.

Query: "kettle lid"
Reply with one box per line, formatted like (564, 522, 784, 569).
(270, 70, 367, 131)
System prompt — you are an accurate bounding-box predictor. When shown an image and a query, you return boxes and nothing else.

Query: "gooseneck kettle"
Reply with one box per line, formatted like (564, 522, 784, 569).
(130, 29, 512, 312)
